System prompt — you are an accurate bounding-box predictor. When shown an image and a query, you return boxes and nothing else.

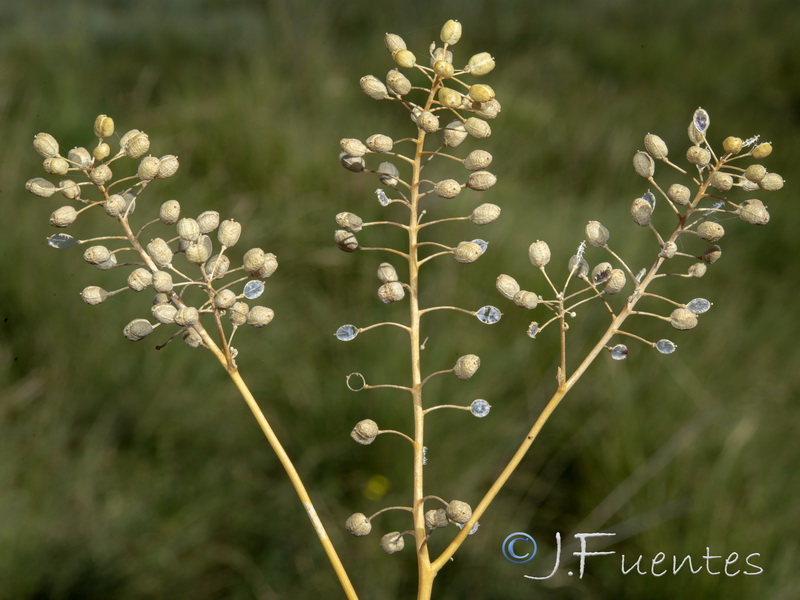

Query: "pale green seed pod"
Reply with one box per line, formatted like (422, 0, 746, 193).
(702, 245, 722, 264)
(335, 212, 363, 232)
(345, 513, 372, 536)
(759, 172, 783, 191)
(89, 164, 112, 185)
(49, 206, 77, 227)
(416, 111, 440, 133)
(446, 500, 472, 524)
(380, 532, 405, 554)
(67, 147, 92, 168)
(255, 253, 278, 278)
(709, 171, 733, 191)
(351, 419, 379, 445)
(340, 138, 367, 157)
(670, 308, 698, 330)
(43, 157, 70, 175)
(464, 150, 493, 171)
(339, 152, 365, 173)
(151, 303, 177, 325)
(247, 306, 274, 327)
(152, 270, 174, 293)
(470, 203, 501, 225)
(128, 268, 153, 291)
(425, 508, 449, 530)
(528, 241, 551, 268)
(218, 220, 242, 247)
(123, 319, 153, 341)
(365, 134, 393, 153)
(26, 177, 56, 197)
(496, 274, 520, 300)
(432, 60, 455, 78)
(697, 221, 724, 242)
(737, 199, 770, 225)
(393, 49, 416, 68)
(437, 87, 462, 108)
(644, 133, 668, 159)
(723, 136, 743, 155)
(440, 19, 462, 45)
(464, 117, 491, 139)
(80, 286, 109, 305)
(454, 354, 481, 380)
(83, 245, 111, 265)
(386, 69, 411, 95)
(466, 171, 496, 191)
(744, 164, 766, 183)
(752, 142, 772, 159)
(631, 198, 653, 227)
(377, 282, 405, 303)
(177, 218, 201, 242)
(93, 143, 111, 161)
(197, 211, 220, 233)
(434, 179, 462, 198)
(632, 151, 655, 178)
(229, 302, 249, 326)
(206, 254, 230, 279)
(377, 262, 398, 283)
(686, 146, 711, 166)
(214, 289, 237, 310)
(466, 52, 495, 76)
(468, 84, 495, 103)
(335, 230, 359, 252)
(585, 220, 610, 247)
(33, 132, 59, 158)
(104, 194, 127, 217)
(604, 269, 626, 294)
(360, 75, 388, 100)
(121, 130, 150, 158)
(185, 235, 212, 264)
(174, 307, 200, 327)
(443, 120, 468, 147)
(137, 156, 161, 180)
(157, 155, 179, 178)
(384, 33, 406, 55)
(513, 290, 538, 309)
(147, 238, 173, 268)
(93, 114, 115, 138)
(667, 183, 691, 206)
(454, 241, 483, 263)
(688, 262, 707, 278)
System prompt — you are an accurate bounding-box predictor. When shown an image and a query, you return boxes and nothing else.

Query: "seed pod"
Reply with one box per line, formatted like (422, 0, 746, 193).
(702, 245, 722, 264)
(196, 210, 220, 234)
(591, 262, 612, 284)
(472, 98, 501, 120)
(121, 130, 150, 158)
(104, 194, 127, 217)
(123, 319, 153, 341)
(741, 179, 760, 192)
(425, 508, 448, 530)
(708, 171, 733, 191)
(737, 199, 770, 225)
(26, 177, 56, 197)
(688, 263, 707, 278)
(359, 75, 388, 100)
(152, 270, 173, 293)
(470, 203, 501, 225)
(67, 147, 92, 168)
(229, 302, 249, 326)
(183, 328, 203, 348)
(137, 156, 160, 180)
(160, 200, 181, 224)
(206, 254, 230, 279)
(496, 274, 520, 300)
(351, 419, 379, 445)
(218, 220, 242, 247)
(443, 120, 468, 147)
(242, 248, 266, 272)
(468, 84, 495, 103)
(644, 133, 668, 159)
(416, 111, 440, 133)
(152, 292, 170, 305)
(667, 184, 691, 206)
(434, 179, 462, 198)
(128, 268, 153, 291)
(157, 155, 179, 178)
(177, 217, 201, 242)
(386, 69, 411, 95)
(686, 146, 711, 166)
(80, 286, 109, 305)
(632, 151, 655, 178)
(722, 136, 743, 155)
(59, 179, 80, 200)
(340, 138, 367, 157)
(335, 212, 363, 232)
(440, 19, 462, 44)
(33, 132, 59, 157)
(568, 255, 589, 278)
(670, 308, 698, 330)
(528, 241, 551, 268)
(393, 49, 416, 68)
(464, 150, 493, 171)
(93, 143, 110, 161)
(453, 354, 481, 380)
(513, 290, 538, 309)
(436, 87, 460, 108)
(446, 500, 472, 524)
(744, 164, 766, 183)
(147, 238, 173, 268)
(464, 117, 491, 139)
(697, 221, 724, 242)
(214, 289, 237, 310)
(255, 253, 279, 278)
(384, 33, 406, 54)
(151, 303, 177, 325)
(752, 142, 772, 159)
(466, 52, 495, 76)
(661, 241, 678, 258)
(377, 282, 405, 303)
(174, 306, 200, 327)
(89, 164, 112, 186)
(247, 306, 274, 327)
(433, 60, 455, 78)
(43, 157, 70, 175)
(378, 161, 400, 187)
(380, 532, 405, 554)
(185, 235, 213, 264)
(335, 230, 359, 252)
(345, 513, 372, 536)
(688, 122, 704, 145)
(339, 152, 365, 172)
(759, 172, 784, 191)
(466, 171, 496, 191)
(585, 220, 610, 247)
(604, 269, 627, 294)
(365, 134, 393, 153)
(50, 206, 77, 227)
(631, 198, 653, 226)
(377, 262, 398, 283)
(93, 114, 115, 138)
(454, 241, 483, 263)
(83, 245, 111, 265)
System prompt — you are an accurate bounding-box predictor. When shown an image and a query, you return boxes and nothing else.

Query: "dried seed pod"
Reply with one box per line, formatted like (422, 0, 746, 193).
(185, 235, 213, 264)
(128, 268, 153, 291)
(568, 255, 589, 278)
(123, 319, 153, 341)
(121, 131, 150, 158)
(437, 86, 462, 107)
(151, 303, 177, 325)
(152, 270, 173, 293)
(440, 19, 462, 45)
(43, 157, 69, 175)
(183, 328, 203, 348)
(496, 274, 520, 300)
(604, 269, 627, 294)
(59, 179, 80, 199)
(351, 419, 379, 445)
(661, 241, 678, 258)
(463, 150, 493, 171)
(468, 84, 495, 103)
(67, 147, 92, 168)
(454, 241, 483, 263)
(214, 289, 237, 310)
(247, 306, 274, 327)
(393, 49, 416, 68)
(466, 170, 496, 191)
(49, 206, 77, 227)
(335, 230, 359, 252)
(89, 164, 112, 185)
(591, 262, 612, 284)
(416, 111, 440, 133)
(359, 75, 388, 100)
(386, 69, 411, 95)
(697, 221, 725, 242)
(94, 114, 115, 138)
(513, 290, 538, 309)
(229, 302, 249, 326)
(377, 282, 405, 303)
(667, 184, 691, 206)
(193, 211, 219, 234)
(470, 203, 501, 225)
(631, 198, 653, 226)
(80, 286, 109, 305)
(146, 239, 173, 269)
(83, 245, 111, 265)
(159, 200, 181, 224)
(242, 248, 266, 272)
(446, 500, 472, 524)
(702, 245, 722, 264)
(365, 134, 393, 153)
(741, 179, 760, 192)
(688, 122, 704, 145)
(752, 142, 772, 159)
(26, 177, 56, 197)
(335, 211, 363, 232)
(378, 161, 400, 187)
(340, 138, 367, 157)
(177, 218, 201, 242)
(155, 154, 178, 178)
(454, 354, 481, 380)
(174, 306, 200, 327)
(585, 220, 610, 247)
(471, 98, 501, 119)
(206, 254, 231, 279)
(377, 262, 399, 283)
(759, 172, 783, 191)
(632, 151, 655, 178)
(137, 156, 160, 180)
(466, 52, 495, 76)
(737, 199, 770, 225)
(443, 120, 468, 147)
(345, 513, 372, 536)
(528, 241, 551, 268)
(380, 532, 405, 554)
(670, 308, 698, 330)
(425, 508, 449, 530)
(153, 293, 170, 305)
(33, 132, 59, 158)
(384, 33, 406, 54)
(434, 179, 462, 198)
(218, 220, 242, 247)
(464, 117, 491, 139)
(723, 136, 743, 155)
(255, 253, 278, 278)
(744, 164, 767, 183)
(708, 171, 733, 191)
(686, 145, 711, 167)
(339, 152, 365, 172)
(104, 194, 127, 217)
(688, 263, 707, 278)
(644, 133, 668, 159)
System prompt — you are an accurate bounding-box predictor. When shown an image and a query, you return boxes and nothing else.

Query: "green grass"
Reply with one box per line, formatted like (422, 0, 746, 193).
(1, 0, 799, 598)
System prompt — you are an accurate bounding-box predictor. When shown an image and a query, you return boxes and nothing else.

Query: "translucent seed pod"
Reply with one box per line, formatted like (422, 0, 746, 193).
(137, 156, 161, 180)
(384, 33, 407, 54)
(386, 69, 412, 95)
(744, 164, 767, 183)
(416, 111, 440, 133)
(378, 161, 400, 187)
(670, 308, 698, 330)
(345, 513, 372, 536)
(43, 157, 70, 175)
(206, 254, 230, 279)
(377, 282, 405, 304)
(466, 52, 495, 76)
(229, 302, 249, 326)
(470, 203, 501, 225)
(702, 245, 722, 264)
(425, 508, 449, 530)
(631, 198, 653, 227)
(89, 164, 112, 186)
(121, 130, 150, 158)
(49, 206, 77, 227)
(496, 274, 521, 300)
(67, 147, 92, 168)
(365, 134, 393, 153)
(466, 171, 496, 191)
(335, 212, 363, 232)
(177, 218, 201, 242)
(59, 179, 80, 200)
(247, 306, 274, 327)
(752, 142, 772, 159)
(359, 75, 388, 100)
(25, 177, 56, 197)
(92, 143, 111, 161)
(218, 220, 242, 247)
(688, 263, 707, 278)
(340, 138, 367, 157)
(380, 532, 405, 554)
(214, 289, 237, 310)
(151, 303, 177, 325)
(464, 117, 491, 139)
(632, 151, 655, 178)
(94, 114, 115, 139)
(437, 86, 462, 107)
(83, 245, 111, 265)
(159, 200, 181, 225)
(568, 255, 589, 278)
(152, 270, 174, 293)
(443, 120, 468, 147)
(128, 268, 153, 291)
(697, 221, 725, 242)
(123, 319, 154, 342)
(454, 241, 483, 263)
(351, 419, 379, 445)
(255, 253, 279, 279)
(434, 179, 462, 199)
(454, 354, 481, 380)
(585, 220, 610, 247)
(393, 49, 416, 68)
(604, 269, 627, 294)
(339, 152, 365, 173)
(463, 150, 493, 171)
(335, 230, 359, 252)
(737, 199, 770, 225)
(513, 290, 538, 309)
(33, 132, 60, 158)
(644, 133, 668, 159)
(759, 172, 784, 191)
(446, 500, 472, 524)
(80, 286, 109, 305)
(528, 241, 551, 268)
(667, 183, 691, 206)
(174, 306, 200, 327)
(468, 84, 495, 103)
(440, 19, 462, 45)
(147, 238, 173, 268)
(686, 146, 711, 167)
(723, 136, 743, 155)
(157, 155, 179, 178)
(708, 171, 733, 191)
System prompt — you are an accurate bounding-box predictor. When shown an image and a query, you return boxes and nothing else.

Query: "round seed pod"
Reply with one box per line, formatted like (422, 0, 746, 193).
(345, 513, 372, 536)
(196, 210, 220, 233)
(686, 146, 711, 167)
(365, 134, 393, 153)
(384, 33, 406, 54)
(59, 179, 80, 200)
(340, 138, 367, 157)
(335, 230, 359, 252)
(177, 218, 201, 242)
(152, 292, 170, 305)
(174, 306, 200, 327)
(446, 500, 472, 524)
(377, 262, 399, 283)
(50, 206, 77, 227)
(568, 255, 589, 278)
(43, 157, 70, 175)
(83, 245, 111, 265)
(513, 290, 538, 309)
(121, 131, 150, 158)
(496, 274, 520, 300)
(591, 262, 612, 284)
(737, 199, 769, 225)
(80, 286, 109, 305)
(744, 164, 766, 183)
(152, 270, 173, 293)
(95, 255, 117, 271)
(243, 248, 266, 272)
(468, 84, 495, 103)
(466, 52, 495, 76)
(33, 132, 59, 158)
(94, 114, 115, 138)
(93, 143, 111, 161)
(255, 253, 278, 278)
(104, 194, 127, 217)
(247, 306, 274, 327)
(380, 532, 405, 554)
(454, 354, 481, 380)
(137, 156, 160, 180)
(464, 150, 493, 171)
(206, 254, 230, 279)
(425, 508, 449, 530)
(128, 268, 153, 291)
(339, 152, 365, 172)
(644, 133, 668, 159)
(688, 263, 707, 278)
(697, 221, 724, 242)
(359, 75, 388, 100)
(67, 147, 92, 168)
(470, 203, 501, 225)
(335, 212, 363, 232)
(528, 241, 551, 268)
(416, 111, 440, 133)
(708, 171, 733, 191)
(123, 319, 153, 341)
(89, 164, 112, 185)
(151, 303, 177, 324)
(378, 161, 400, 187)
(437, 86, 462, 107)
(185, 235, 213, 264)
(443, 120, 468, 147)
(433, 59, 455, 78)
(702, 245, 722, 264)
(752, 142, 772, 159)
(386, 69, 411, 95)
(156, 155, 179, 178)
(214, 289, 237, 310)
(604, 269, 627, 294)
(159, 200, 181, 225)
(632, 151, 655, 178)
(218, 220, 242, 247)
(466, 171, 496, 191)
(759, 172, 784, 191)
(351, 419, 379, 445)
(585, 220, 610, 247)
(393, 49, 416, 68)
(667, 183, 691, 206)
(183, 328, 203, 348)
(434, 179, 461, 198)
(229, 302, 249, 326)
(440, 19, 462, 44)
(464, 117, 491, 139)
(670, 308, 698, 330)
(631, 198, 653, 227)
(722, 136, 743, 155)
(741, 179, 760, 192)
(661, 241, 678, 258)
(453, 241, 483, 263)
(377, 282, 405, 304)
(472, 98, 501, 120)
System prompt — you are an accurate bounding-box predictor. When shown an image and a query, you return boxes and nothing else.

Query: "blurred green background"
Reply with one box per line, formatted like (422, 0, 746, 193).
(1, 0, 799, 598)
